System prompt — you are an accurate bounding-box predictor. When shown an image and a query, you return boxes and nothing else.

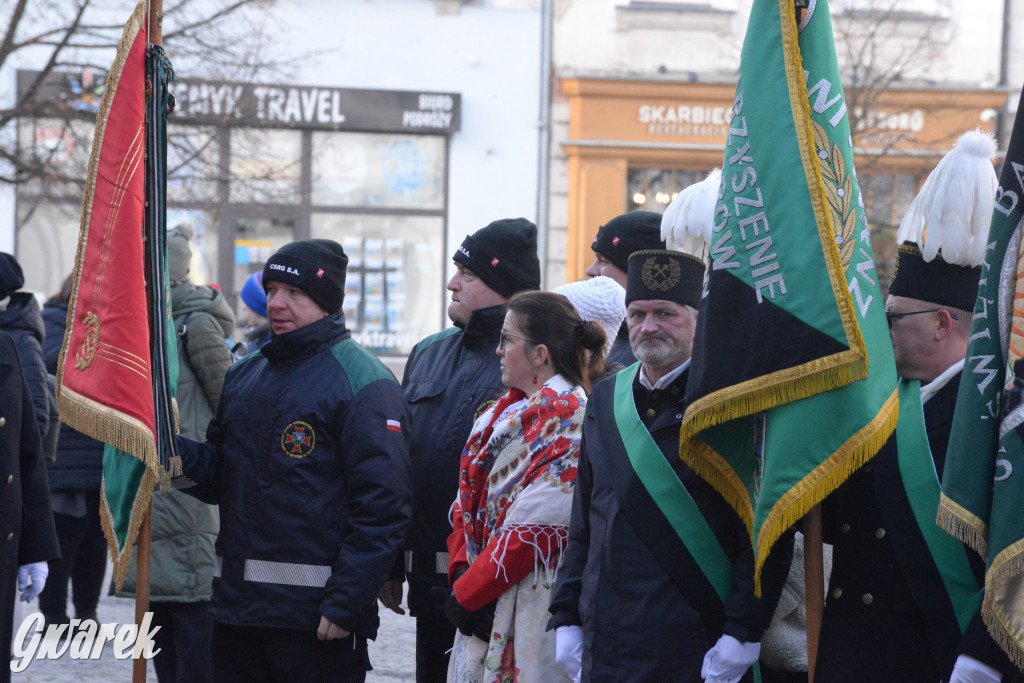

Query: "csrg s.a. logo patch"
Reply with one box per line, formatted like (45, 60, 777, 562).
(281, 421, 315, 459)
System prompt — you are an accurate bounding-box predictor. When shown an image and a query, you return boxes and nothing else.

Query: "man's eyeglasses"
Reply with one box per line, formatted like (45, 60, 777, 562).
(885, 308, 959, 329)
(498, 331, 535, 349)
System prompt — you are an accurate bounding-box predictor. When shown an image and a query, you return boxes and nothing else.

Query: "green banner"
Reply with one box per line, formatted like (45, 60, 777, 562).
(939, 85, 1024, 668)
(679, 0, 898, 591)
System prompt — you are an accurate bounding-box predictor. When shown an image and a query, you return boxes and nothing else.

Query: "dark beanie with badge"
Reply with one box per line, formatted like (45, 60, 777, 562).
(262, 239, 349, 314)
(592, 211, 666, 273)
(0, 253, 25, 300)
(625, 249, 705, 309)
(452, 218, 541, 298)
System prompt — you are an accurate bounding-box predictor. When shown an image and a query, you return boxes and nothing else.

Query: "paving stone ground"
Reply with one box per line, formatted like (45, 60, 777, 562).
(10, 562, 416, 681)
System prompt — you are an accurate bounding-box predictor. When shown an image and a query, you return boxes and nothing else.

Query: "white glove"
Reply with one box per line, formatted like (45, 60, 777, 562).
(555, 625, 583, 683)
(701, 634, 760, 683)
(949, 654, 1002, 683)
(17, 562, 48, 603)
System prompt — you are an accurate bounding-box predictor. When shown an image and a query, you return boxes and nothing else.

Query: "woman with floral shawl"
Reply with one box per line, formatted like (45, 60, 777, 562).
(445, 291, 608, 683)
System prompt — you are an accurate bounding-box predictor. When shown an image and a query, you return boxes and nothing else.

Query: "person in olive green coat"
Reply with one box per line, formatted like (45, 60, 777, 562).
(119, 225, 233, 683)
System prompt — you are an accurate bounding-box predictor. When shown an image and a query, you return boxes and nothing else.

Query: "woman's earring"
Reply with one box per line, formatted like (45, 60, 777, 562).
(532, 374, 538, 385)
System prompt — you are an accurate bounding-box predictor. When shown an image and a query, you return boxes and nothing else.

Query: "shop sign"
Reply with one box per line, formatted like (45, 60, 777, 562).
(16, 69, 461, 134)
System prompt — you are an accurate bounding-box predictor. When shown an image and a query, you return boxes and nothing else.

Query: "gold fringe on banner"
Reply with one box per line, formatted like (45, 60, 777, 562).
(936, 493, 990, 559)
(982, 538, 1024, 670)
(100, 465, 157, 592)
(680, 351, 866, 443)
(57, 386, 158, 471)
(680, 436, 757, 537)
(750, 388, 899, 596)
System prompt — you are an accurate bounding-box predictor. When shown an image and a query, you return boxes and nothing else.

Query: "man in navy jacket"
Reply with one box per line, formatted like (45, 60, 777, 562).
(176, 239, 412, 683)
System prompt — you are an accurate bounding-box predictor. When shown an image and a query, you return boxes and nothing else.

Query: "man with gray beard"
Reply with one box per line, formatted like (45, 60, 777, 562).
(548, 249, 792, 683)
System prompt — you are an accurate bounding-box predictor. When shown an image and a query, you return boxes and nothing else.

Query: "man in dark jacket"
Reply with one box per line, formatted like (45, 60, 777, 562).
(37, 275, 108, 631)
(549, 250, 791, 683)
(0, 330, 60, 683)
(0, 253, 56, 460)
(176, 238, 412, 683)
(818, 133, 1020, 683)
(379, 218, 540, 683)
(583, 212, 665, 366)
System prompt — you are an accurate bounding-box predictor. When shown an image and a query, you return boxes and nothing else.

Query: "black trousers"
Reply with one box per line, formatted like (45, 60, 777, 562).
(37, 491, 107, 619)
(210, 622, 370, 683)
(150, 601, 212, 683)
(415, 615, 456, 683)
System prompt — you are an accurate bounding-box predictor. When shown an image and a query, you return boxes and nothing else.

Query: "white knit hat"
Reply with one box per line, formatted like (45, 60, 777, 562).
(554, 276, 626, 358)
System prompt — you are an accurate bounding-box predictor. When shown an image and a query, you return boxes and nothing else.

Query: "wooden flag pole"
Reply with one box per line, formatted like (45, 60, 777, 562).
(132, 505, 152, 683)
(133, 4, 163, 682)
(805, 504, 825, 682)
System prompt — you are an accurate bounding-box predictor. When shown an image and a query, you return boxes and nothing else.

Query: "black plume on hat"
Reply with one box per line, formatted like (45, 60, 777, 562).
(262, 239, 348, 314)
(592, 212, 666, 273)
(625, 249, 705, 309)
(0, 253, 25, 300)
(453, 218, 540, 298)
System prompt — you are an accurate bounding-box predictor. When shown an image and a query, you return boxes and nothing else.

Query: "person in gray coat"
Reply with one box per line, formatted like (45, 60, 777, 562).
(118, 225, 232, 683)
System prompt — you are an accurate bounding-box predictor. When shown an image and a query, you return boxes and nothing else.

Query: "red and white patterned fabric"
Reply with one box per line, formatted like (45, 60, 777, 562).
(447, 374, 585, 683)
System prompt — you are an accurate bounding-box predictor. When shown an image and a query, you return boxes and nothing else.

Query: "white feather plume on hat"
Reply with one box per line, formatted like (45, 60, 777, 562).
(661, 169, 721, 261)
(896, 130, 998, 267)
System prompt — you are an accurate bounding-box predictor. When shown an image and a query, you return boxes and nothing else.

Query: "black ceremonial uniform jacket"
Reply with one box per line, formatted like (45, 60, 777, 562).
(549, 366, 792, 683)
(400, 304, 506, 618)
(176, 314, 412, 639)
(0, 331, 59, 666)
(819, 370, 1021, 682)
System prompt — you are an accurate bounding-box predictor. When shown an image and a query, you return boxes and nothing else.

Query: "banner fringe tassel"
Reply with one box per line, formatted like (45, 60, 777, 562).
(750, 387, 899, 596)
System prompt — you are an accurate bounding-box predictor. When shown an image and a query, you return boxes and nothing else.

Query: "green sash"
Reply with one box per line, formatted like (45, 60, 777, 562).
(614, 364, 733, 602)
(897, 379, 983, 633)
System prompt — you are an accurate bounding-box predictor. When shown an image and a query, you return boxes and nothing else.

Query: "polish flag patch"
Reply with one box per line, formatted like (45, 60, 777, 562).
(386, 420, 402, 433)
(316, 268, 325, 278)
(612, 236, 620, 246)
(491, 258, 500, 267)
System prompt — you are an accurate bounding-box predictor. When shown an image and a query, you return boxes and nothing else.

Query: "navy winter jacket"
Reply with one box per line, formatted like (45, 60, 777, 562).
(0, 293, 55, 461)
(176, 313, 412, 638)
(400, 304, 506, 618)
(41, 301, 104, 492)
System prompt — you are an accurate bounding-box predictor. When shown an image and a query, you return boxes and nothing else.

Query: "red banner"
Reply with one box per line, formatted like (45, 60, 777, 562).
(57, 4, 156, 471)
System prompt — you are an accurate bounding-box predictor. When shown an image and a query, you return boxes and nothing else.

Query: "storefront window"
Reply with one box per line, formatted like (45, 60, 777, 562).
(168, 125, 220, 203)
(627, 167, 705, 212)
(16, 118, 93, 200)
(167, 208, 220, 286)
(229, 129, 302, 204)
(311, 132, 445, 209)
(231, 215, 296, 296)
(15, 199, 83, 296)
(311, 213, 444, 357)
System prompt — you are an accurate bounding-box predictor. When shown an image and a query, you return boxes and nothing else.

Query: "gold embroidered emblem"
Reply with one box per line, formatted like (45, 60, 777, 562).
(641, 256, 681, 292)
(75, 311, 100, 370)
(281, 421, 315, 459)
(811, 120, 857, 272)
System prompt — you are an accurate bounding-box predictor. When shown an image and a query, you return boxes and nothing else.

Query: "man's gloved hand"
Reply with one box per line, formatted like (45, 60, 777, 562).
(949, 655, 1003, 683)
(17, 562, 48, 603)
(377, 579, 406, 615)
(701, 634, 760, 683)
(555, 625, 583, 682)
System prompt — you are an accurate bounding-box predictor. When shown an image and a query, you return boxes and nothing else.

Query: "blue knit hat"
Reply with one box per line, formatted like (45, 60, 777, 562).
(240, 271, 268, 318)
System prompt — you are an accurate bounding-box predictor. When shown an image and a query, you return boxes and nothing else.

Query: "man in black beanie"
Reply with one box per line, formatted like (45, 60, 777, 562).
(584, 211, 666, 366)
(175, 238, 412, 682)
(379, 218, 540, 683)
